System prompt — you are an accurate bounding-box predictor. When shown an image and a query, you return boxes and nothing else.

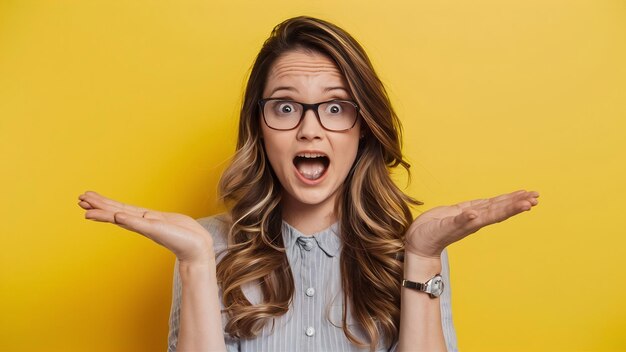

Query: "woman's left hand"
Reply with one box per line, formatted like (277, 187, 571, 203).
(405, 189, 540, 258)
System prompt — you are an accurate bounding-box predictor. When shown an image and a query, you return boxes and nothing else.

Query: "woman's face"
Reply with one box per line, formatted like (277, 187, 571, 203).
(260, 49, 362, 214)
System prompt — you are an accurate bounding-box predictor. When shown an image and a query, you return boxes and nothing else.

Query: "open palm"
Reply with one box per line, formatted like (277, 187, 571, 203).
(405, 189, 540, 258)
(77, 191, 214, 264)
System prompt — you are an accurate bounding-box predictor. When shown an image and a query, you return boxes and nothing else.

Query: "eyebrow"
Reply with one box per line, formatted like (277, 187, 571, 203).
(268, 86, 348, 96)
(324, 87, 348, 93)
(268, 86, 297, 96)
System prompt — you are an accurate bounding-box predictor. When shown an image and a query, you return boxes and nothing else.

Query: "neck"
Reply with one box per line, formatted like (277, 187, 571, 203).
(281, 195, 338, 236)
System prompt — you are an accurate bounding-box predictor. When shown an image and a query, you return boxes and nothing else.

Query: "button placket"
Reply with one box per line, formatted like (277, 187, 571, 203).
(296, 236, 317, 342)
(282, 222, 343, 350)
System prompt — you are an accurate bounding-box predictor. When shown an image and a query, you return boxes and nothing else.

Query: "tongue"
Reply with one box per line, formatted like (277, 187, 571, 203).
(295, 158, 326, 180)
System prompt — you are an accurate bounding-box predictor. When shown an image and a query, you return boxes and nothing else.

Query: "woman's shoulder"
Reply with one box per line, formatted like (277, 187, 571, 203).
(195, 212, 231, 232)
(195, 213, 232, 255)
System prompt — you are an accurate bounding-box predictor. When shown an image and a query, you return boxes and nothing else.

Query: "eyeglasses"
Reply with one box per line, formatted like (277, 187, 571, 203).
(258, 98, 360, 131)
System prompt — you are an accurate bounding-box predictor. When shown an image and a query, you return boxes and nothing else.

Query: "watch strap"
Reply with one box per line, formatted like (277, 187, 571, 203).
(401, 279, 427, 291)
(401, 274, 443, 298)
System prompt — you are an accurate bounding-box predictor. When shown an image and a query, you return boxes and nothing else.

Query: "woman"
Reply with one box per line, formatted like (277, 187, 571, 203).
(77, 16, 539, 352)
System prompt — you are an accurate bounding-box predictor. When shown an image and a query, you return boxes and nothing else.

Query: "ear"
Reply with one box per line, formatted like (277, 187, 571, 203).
(358, 119, 367, 139)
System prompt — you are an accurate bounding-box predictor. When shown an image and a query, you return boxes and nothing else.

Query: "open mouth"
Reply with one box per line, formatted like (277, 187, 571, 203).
(293, 153, 330, 181)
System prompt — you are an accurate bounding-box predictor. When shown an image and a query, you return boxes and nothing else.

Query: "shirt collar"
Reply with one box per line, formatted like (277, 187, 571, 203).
(281, 220, 341, 257)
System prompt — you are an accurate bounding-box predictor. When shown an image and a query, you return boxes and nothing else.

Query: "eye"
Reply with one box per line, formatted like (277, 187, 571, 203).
(326, 103, 343, 114)
(277, 102, 296, 114)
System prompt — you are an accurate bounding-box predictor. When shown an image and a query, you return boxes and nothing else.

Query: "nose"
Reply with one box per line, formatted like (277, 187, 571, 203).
(296, 107, 324, 141)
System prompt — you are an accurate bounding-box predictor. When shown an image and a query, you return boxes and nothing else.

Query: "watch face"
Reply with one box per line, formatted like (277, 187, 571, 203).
(428, 275, 444, 297)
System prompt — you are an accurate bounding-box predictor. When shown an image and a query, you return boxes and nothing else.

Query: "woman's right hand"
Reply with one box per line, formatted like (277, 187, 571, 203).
(77, 191, 215, 265)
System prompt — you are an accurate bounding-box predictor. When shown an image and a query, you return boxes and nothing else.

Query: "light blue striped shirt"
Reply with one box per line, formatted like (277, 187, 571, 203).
(168, 214, 458, 351)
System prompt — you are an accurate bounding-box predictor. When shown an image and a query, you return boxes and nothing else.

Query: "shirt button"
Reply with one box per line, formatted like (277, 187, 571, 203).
(305, 326, 315, 337)
(305, 287, 315, 297)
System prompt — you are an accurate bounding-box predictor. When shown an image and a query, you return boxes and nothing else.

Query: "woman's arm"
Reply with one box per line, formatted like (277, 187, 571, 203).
(77, 191, 227, 352)
(398, 189, 540, 351)
(176, 259, 226, 352)
(397, 254, 446, 352)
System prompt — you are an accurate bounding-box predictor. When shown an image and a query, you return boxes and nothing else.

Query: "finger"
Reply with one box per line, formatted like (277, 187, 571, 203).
(527, 191, 540, 206)
(80, 191, 151, 218)
(437, 210, 480, 241)
(466, 190, 538, 213)
(455, 210, 478, 225)
(84, 208, 149, 233)
(79, 191, 116, 210)
(96, 193, 150, 215)
(477, 197, 535, 226)
(455, 190, 527, 211)
(80, 195, 129, 216)
(78, 200, 94, 210)
(86, 210, 158, 243)
(85, 209, 171, 247)
(113, 212, 152, 233)
(439, 210, 478, 233)
(85, 207, 152, 223)
(481, 190, 539, 212)
(84, 208, 116, 223)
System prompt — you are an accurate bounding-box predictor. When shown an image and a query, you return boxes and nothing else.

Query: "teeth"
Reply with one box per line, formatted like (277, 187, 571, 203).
(296, 152, 326, 158)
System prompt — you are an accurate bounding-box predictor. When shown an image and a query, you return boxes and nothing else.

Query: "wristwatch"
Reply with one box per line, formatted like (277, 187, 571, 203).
(402, 274, 444, 298)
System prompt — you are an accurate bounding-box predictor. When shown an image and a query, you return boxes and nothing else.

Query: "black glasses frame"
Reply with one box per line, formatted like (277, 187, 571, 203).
(258, 98, 360, 132)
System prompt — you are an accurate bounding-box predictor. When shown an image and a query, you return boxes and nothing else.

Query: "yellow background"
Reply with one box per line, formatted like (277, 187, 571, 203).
(1, 1, 624, 351)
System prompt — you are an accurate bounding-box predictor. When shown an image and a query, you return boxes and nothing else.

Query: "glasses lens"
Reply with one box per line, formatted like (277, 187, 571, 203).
(319, 101, 357, 131)
(263, 100, 303, 130)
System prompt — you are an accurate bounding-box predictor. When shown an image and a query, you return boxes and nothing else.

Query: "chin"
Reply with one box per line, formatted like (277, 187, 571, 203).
(287, 186, 339, 207)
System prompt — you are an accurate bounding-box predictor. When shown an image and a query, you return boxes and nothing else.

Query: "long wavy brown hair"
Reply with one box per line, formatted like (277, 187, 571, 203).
(216, 16, 422, 351)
